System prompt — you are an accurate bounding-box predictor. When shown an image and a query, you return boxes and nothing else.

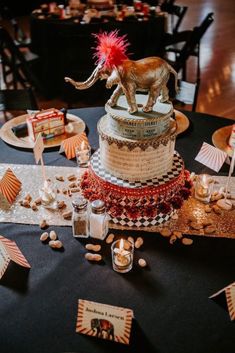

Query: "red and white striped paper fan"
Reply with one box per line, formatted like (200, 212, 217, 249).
(0, 168, 22, 204)
(61, 132, 89, 159)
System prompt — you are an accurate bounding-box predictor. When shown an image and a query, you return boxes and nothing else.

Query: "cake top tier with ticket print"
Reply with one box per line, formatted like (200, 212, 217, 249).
(105, 94, 173, 140)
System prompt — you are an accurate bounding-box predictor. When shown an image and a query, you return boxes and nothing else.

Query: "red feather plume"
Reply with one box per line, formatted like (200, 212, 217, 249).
(93, 30, 129, 70)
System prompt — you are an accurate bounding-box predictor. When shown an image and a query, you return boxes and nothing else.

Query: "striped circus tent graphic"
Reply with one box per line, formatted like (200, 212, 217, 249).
(0, 235, 30, 279)
(60, 132, 89, 159)
(226, 283, 235, 321)
(76, 299, 133, 345)
(0, 168, 22, 204)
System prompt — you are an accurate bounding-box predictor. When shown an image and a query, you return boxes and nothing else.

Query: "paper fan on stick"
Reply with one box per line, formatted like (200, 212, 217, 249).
(59, 132, 89, 159)
(0, 168, 22, 205)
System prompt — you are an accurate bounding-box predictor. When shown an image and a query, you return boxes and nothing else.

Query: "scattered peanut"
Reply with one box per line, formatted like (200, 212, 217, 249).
(182, 238, 193, 245)
(127, 236, 134, 244)
(205, 205, 212, 213)
(56, 175, 64, 182)
(173, 231, 183, 239)
(57, 200, 66, 209)
(39, 219, 48, 229)
(62, 188, 68, 195)
(24, 193, 32, 202)
(212, 205, 222, 215)
(62, 210, 72, 220)
(216, 199, 233, 211)
(134, 237, 144, 249)
(49, 240, 63, 249)
(85, 253, 102, 262)
(40, 232, 49, 242)
(169, 234, 177, 244)
(190, 222, 203, 230)
(34, 197, 42, 205)
(171, 213, 179, 220)
(138, 258, 147, 268)
(202, 220, 212, 227)
(106, 233, 115, 244)
(49, 230, 57, 240)
(67, 174, 76, 181)
(69, 182, 77, 188)
(31, 202, 38, 211)
(85, 244, 101, 252)
(160, 228, 172, 237)
(21, 199, 30, 208)
(204, 225, 216, 234)
(71, 187, 80, 193)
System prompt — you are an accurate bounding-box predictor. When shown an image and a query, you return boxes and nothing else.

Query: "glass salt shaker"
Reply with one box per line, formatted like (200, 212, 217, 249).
(89, 200, 109, 240)
(72, 196, 89, 238)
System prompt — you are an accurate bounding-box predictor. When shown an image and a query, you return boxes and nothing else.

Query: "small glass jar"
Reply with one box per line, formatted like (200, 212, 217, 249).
(89, 200, 109, 240)
(72, 196, 89, 238)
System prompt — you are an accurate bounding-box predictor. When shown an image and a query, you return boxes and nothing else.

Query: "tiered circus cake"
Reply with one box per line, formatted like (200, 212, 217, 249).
(65, 31, 192, 226)
(81, 94, 192, 227)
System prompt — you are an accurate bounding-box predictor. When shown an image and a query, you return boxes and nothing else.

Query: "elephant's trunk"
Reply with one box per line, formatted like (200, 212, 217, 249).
(71, 63, 103, 90)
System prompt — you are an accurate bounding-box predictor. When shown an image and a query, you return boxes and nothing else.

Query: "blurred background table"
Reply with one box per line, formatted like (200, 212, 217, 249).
(30, 12, 166, 101)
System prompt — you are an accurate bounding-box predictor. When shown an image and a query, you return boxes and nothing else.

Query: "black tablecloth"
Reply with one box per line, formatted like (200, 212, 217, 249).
(0, 108, 234, 353)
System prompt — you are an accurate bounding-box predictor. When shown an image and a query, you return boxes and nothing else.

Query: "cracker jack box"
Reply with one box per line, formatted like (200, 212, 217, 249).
(27, 108, 65, 141)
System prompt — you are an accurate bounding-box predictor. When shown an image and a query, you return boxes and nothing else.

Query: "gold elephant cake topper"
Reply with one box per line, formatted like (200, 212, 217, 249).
(65, 30, 178, 114)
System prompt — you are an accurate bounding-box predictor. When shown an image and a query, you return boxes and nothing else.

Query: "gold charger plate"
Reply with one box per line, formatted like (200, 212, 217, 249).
(212, 125, 233, 157)
(0, 113, 86, 149)
(174, 109, 190, 135)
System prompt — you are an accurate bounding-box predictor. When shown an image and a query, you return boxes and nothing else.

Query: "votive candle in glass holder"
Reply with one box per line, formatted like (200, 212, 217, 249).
(194, 174, 213, 203)
(75, 141, 91, 168)
(111, 239, 134, 273)
(39, 180, 57, 209)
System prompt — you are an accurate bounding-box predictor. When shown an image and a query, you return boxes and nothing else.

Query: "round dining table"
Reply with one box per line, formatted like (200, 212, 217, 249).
(0, 107, 234, 353)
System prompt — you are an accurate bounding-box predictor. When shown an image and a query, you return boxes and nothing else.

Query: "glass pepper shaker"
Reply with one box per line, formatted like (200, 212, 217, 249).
(72, 196, 89, 238)
(89, 200, 109, 240)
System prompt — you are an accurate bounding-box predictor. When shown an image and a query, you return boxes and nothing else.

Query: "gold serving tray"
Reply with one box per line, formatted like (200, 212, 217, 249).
(0, 113, 86, 149)
(212, 125, 233, 157)
(174, 109, 190, 135)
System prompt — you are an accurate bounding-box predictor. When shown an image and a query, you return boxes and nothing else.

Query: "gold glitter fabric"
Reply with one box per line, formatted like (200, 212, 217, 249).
(0, 163, 84, 226)
(110, 176, 235, 239)
(0, 165, 234, 239)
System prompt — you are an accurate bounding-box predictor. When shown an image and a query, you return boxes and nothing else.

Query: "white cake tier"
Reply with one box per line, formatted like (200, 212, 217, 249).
(98, 115, 177, 182)
(105, 94, 173, 140)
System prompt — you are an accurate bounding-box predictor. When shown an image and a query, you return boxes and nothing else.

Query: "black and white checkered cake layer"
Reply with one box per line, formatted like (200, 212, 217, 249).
(111, 211, 175, 227)
(90, 149, 184, 188)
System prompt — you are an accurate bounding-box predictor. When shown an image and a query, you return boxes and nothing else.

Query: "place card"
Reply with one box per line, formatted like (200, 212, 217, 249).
(76, 299, 134, 345)
(195, 142, 227, 172)
(209, 282, 235, 321)
(33, 132, 45, 164)
(59, 132, 89, 159)
(0, 235, 31, 280)
(0, 168, 22, 205)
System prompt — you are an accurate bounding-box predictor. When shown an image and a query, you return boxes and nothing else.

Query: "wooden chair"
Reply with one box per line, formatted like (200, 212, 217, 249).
(164, 12, 214, 81)
(0, 26, 43, 94)
(161, 2, 188, 34)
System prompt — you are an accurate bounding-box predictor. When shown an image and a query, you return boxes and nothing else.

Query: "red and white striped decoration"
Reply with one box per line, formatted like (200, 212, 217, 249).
(60, 132, 89, 159)
(226, 283, 235, 321)
(195, 142, 227, 172)
(0, 235, 31, 270)
(76, 299, 133, 345)
(0, 168, 22, 204)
